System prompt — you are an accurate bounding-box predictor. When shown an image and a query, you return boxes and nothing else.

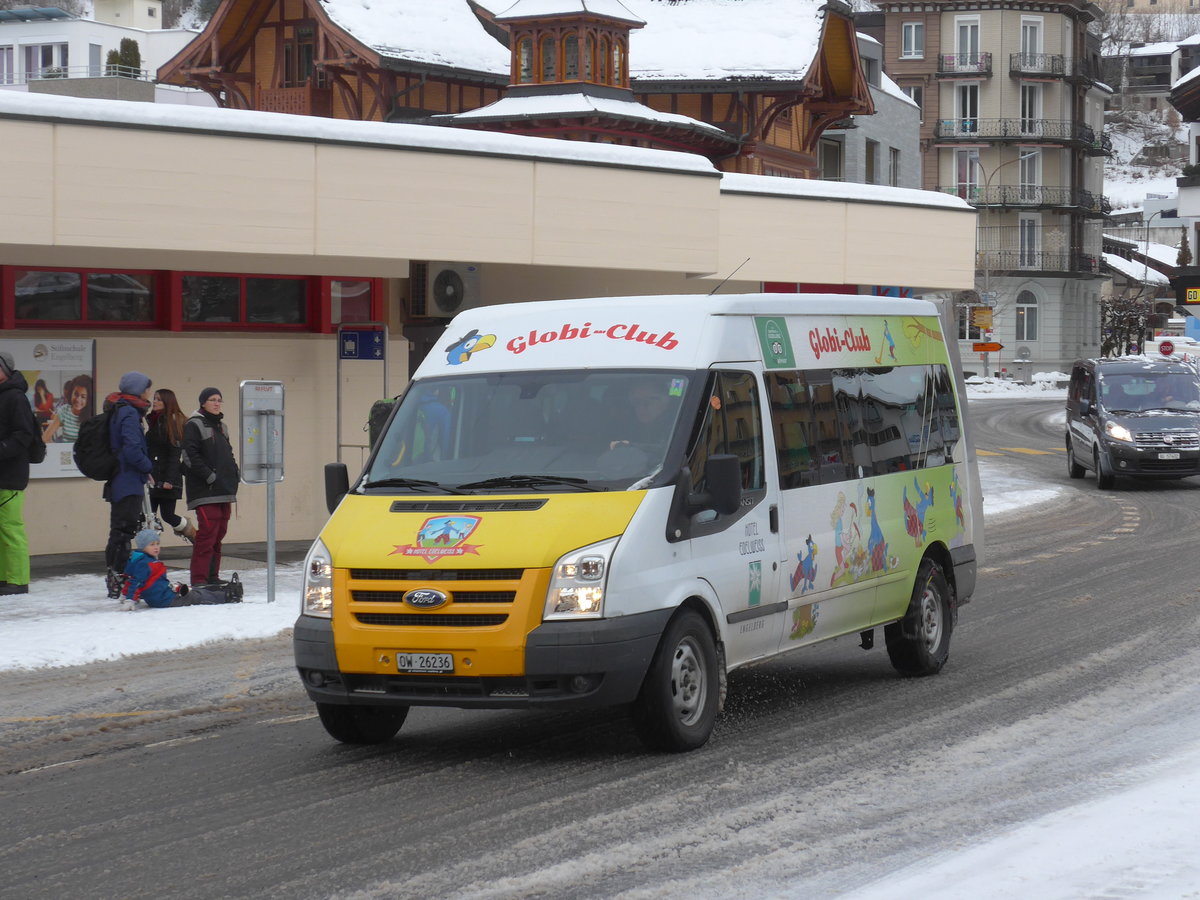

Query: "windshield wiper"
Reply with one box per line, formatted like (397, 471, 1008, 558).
(362, 477, 464, 494)
(455, 474, 598, 492)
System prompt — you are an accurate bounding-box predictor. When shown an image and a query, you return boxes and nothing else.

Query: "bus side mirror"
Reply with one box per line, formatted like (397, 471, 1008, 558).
(325, 462, 349, 514)
(1079, 398, 1091, 416)
(689, 454, 742, 516)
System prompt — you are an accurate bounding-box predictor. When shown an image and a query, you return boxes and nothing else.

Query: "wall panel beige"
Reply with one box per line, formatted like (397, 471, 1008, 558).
(315, 146, 535, 262)
(531, 165, 719, 272)
(0, 122, 54, 247)
(53, 126, 317, 254)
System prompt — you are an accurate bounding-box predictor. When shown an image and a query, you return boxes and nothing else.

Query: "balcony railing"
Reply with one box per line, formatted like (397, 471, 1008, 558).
(977, 250, 1101, 273)
(0, 64, 150, 86)
(934, 118, 1109, 153)
(937, 52, 992, 76)
(257, 82, 332, 117)
(1010, 53, 1068, 77)
(939, 184, 1111, 215)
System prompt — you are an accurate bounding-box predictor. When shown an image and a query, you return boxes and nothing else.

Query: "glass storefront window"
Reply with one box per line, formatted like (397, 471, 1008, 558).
(87, 273, 154, 321)
(182, 275, 239, 322)
(247, 277, 305, 324)
(14, 270, 81, 320)
(331, 279, 372, 323)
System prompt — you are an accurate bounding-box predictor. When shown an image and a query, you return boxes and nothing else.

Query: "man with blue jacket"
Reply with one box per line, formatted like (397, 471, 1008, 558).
(104, 371, 153, 598)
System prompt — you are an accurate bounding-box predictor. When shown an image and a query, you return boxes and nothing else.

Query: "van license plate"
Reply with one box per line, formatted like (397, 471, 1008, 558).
(396, 652, 453, 674)
(1159, 452, 1181, 460)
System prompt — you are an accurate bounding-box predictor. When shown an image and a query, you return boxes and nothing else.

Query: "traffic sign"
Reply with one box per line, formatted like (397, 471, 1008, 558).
(1159, 339, 1175, 356)
(972, 342, 1004, 352)
(339, 327, 386, 360)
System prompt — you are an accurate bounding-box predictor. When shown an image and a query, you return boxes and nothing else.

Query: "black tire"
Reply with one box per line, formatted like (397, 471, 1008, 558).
(1066, 438, 1085, 479)
(631, 609, 719, 752)
(1095, 448, 1115, 490)
(885, 559, 952, 676)
(317, 703, 408, 745)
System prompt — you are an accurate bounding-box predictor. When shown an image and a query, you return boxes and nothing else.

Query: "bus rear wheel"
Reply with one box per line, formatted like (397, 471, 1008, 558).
(885, 559, 952, 676)
(317, 703, 409, 744)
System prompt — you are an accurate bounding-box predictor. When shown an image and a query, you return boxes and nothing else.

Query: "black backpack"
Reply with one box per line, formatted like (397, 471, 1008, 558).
(24, 407, 46, 465)
(73, 407, 118, 481)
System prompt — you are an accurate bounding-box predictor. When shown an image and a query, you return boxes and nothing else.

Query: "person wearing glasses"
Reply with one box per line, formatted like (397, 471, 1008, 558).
(181, 387, 240, 587)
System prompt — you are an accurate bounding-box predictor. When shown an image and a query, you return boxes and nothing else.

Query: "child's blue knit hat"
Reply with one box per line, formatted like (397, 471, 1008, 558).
(134, 529, 161, 551)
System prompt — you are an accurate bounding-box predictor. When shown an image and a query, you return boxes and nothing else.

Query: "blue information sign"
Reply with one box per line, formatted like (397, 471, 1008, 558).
(340, 328, 386, 360)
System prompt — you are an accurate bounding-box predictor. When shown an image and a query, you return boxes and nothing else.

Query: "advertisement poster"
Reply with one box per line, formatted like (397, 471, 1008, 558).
(7, 340, 95, 479)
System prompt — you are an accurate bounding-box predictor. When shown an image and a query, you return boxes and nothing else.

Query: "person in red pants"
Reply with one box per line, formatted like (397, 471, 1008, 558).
(180, 387, 239, 587)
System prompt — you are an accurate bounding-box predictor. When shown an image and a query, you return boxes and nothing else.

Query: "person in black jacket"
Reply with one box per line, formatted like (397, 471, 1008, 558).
(146, 388, 196, 543)
(181, 387, 239, 587)
(0, 350, 36, 595)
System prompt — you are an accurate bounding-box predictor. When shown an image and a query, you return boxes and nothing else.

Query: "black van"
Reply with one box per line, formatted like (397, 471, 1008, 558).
(1066, 357, 1200, 488)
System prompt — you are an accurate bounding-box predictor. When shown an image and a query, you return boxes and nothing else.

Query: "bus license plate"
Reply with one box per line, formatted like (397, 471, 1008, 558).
(1159, 452, 1181, 460)
(396, 652, 453, 674)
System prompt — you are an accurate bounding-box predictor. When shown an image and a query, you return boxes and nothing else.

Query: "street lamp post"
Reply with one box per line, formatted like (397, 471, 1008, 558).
(1142, 209, 1167, 352)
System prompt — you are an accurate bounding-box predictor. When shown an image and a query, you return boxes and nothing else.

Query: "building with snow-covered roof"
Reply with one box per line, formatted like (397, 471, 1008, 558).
(0, 1, 207, 104)
(157, 0, 873, 177)
(874, 0, 1112, 374)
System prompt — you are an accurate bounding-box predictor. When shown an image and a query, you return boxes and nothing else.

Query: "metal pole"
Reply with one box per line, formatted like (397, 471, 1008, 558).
(263, 409, 277, 604)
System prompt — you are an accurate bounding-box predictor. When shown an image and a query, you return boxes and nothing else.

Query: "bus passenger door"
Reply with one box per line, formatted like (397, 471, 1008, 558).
(684, 369, 784, 666)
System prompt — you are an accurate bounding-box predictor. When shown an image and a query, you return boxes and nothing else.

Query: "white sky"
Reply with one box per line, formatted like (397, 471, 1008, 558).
(4, 379, 1197, 897)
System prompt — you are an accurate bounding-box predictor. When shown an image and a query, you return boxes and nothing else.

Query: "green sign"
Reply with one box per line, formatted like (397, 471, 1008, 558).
(756, 317, 795, 369)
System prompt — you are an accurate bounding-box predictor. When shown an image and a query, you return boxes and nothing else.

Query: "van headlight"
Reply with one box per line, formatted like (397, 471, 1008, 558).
(544, 537, 618, 620)
(302, 537, 334, 618)
(1105, 421, 1134, 443)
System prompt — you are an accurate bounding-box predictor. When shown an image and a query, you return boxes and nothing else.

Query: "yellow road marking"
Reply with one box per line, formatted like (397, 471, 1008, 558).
(976, 449, 1003, 456)
(998, 447, 1053, 455)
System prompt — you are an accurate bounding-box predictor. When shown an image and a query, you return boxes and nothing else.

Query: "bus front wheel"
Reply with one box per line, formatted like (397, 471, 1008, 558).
(317, 702, 409, 744)
(631, 609, 719, 752)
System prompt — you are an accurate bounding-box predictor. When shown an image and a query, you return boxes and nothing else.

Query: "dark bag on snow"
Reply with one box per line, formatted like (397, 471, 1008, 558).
(72, 407, 118, 481)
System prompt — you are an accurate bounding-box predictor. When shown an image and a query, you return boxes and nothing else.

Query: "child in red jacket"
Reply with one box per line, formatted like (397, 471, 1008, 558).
(124, 530, 242, 607)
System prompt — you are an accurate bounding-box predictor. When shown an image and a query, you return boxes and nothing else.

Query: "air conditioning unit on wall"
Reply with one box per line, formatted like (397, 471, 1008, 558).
(411, 262, 482, 318)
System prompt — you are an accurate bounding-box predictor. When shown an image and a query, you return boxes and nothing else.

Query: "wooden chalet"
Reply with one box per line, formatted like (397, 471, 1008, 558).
(158, 0, 873, 177)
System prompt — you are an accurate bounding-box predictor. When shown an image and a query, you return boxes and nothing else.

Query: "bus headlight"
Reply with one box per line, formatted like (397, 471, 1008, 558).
(302, 537, 334, 618)
(544, 538, 618, 620)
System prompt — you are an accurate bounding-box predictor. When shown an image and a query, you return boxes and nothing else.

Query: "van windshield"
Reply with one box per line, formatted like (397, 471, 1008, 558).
(1099, 372, 1200, 413)
(365, 369, 694, 493)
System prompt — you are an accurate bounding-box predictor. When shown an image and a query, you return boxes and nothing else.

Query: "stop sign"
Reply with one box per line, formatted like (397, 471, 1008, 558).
(1160, 340, 1175, 356)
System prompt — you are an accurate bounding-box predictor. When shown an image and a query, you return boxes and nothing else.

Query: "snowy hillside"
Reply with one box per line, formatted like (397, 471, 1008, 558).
(1104, 108, 1187, 212)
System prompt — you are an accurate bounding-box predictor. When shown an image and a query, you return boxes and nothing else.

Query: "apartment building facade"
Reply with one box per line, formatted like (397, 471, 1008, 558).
(876, 0, 1111, 373)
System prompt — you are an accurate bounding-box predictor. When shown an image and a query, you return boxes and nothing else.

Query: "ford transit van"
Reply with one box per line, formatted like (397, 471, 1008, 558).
(1066, 357, 1200, 488)
(294, 294, 982, 751)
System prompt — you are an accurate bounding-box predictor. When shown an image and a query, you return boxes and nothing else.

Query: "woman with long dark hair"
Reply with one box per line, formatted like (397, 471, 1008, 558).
(146, 388, 196, 542)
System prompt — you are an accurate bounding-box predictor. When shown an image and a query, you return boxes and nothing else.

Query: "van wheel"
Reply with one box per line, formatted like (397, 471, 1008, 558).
(631, 609, 719, 752)
(885, 559, 952, 676)
(1094, 448, 1115, 490)
(317, 703, 408, 744)
(1066, 439, 1085, 478)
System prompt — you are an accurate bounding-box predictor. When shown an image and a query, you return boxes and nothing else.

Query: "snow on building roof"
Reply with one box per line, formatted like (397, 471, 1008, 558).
(1103, 252, 1171, 285)
(880, 71, 917, 107)
(0, 89, 718, 174)
(721, 172, 973, 211)
(320, 0, 511, 75)
(1105, 234, 1182, 268)
(626, 0, 827, 83)
(1173, 63, 1200, 92)
(493, 0, 644, 25)
(321, 0, 828, 84)
(439, 90, 733, 137)
(1127, 41, 1178, 57)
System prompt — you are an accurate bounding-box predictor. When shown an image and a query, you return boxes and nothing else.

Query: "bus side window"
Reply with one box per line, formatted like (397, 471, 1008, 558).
(765, 370, 819, 489)
(687, 371, 764, 497)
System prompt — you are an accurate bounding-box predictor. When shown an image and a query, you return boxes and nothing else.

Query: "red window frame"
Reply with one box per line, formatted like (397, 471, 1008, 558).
(3, 265, 165, 329)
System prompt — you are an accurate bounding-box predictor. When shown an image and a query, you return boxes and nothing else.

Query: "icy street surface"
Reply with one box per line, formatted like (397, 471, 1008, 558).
(5, 379, 1200, 899)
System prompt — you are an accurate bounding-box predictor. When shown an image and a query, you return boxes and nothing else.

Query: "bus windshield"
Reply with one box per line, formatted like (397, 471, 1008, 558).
(365, 369, 694, 493)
